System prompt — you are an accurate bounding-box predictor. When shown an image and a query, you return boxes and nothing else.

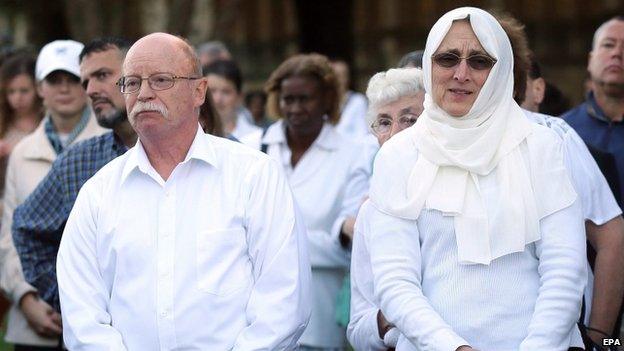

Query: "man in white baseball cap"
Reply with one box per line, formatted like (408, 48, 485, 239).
(0, 39, 104, 350)
(35, 40, 83, 81)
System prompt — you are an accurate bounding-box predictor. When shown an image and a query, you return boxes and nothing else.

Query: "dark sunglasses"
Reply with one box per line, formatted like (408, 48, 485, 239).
(432, 52, 497, 70)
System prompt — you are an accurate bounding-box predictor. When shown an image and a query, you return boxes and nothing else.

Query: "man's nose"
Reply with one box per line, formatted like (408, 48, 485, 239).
(85, 79, 101, 97)
(137, 79, 155, 101)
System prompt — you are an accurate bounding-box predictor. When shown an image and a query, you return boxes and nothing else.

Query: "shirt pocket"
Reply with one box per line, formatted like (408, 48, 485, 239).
(196, 227, 251, 296)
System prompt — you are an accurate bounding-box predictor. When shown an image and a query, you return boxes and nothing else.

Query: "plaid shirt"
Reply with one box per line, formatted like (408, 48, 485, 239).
(12, 131, 128, 311)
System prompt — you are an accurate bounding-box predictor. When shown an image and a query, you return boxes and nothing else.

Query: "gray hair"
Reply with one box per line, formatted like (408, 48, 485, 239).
(592, 16, 624, 50)
(196, 41, 230, 57)
(397, 50, 424, 68)
(365, 67, 425, 126)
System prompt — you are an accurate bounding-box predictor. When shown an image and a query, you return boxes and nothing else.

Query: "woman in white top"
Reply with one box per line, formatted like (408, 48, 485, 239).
(251, 53, 373, 350)
(204, 59, 261, 140)
(364, 7, 587, 351)
(347, 67, 425, 351)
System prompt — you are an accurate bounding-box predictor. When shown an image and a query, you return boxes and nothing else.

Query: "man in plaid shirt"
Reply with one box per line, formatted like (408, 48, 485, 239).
(12, 37, 136, 313)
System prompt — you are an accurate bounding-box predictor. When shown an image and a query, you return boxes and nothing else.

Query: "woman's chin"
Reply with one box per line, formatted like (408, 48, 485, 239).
(444, 107, 470, 117)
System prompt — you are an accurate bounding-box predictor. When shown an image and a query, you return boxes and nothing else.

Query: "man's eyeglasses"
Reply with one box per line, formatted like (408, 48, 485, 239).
(116, 73, 200, 94)
(432, 52, 497, 70)
(370, 114, 419, 136)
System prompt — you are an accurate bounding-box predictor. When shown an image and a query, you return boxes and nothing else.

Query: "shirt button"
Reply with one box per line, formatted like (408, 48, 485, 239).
(160, 311, 167, 317)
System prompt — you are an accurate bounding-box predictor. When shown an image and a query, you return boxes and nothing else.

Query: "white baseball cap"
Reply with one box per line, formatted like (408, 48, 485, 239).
(35, 40, 84, 81)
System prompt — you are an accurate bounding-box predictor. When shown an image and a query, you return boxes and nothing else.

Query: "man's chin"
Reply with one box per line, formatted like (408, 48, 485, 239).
(599, 81, 624, 98)
(96, 110, 127, 129)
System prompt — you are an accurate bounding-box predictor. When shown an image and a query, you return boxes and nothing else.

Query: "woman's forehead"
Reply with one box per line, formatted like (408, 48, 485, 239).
(377, 94, 423, 113)
(436, 20, 486, 53)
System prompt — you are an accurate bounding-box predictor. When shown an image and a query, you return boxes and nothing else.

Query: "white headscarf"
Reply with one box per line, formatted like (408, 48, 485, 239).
(369, 7, 576, 265)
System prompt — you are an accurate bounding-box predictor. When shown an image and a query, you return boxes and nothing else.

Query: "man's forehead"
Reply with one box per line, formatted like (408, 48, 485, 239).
(598, 20, 624, 41)
(81, 50, 122, 73)
(123, 50, 186, 74)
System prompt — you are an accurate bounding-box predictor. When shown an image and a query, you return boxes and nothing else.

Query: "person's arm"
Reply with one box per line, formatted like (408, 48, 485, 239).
(56, 179, 127, 350)
(519, 198, 587, 350)
(18, 292, 62, 336)
(338, 141, 375, 244)
(586, 216, 624, 343)
(12, 157, 70, 311)
(0, 152, 62, 336)
(308, 143, 374, 268)
(231, 157, 311, 350)
(367, 205, 469, 351)
(0, 151, 35, 303)
(347, 202, 393, 351)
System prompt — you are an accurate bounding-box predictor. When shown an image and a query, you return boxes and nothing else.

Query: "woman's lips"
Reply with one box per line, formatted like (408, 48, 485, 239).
(449, 88, 472, 95)
(56, 98, 75, 104)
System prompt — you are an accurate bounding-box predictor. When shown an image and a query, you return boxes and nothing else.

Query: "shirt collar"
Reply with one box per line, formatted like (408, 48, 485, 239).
(182, 124, 218, 165)
(261, 119, 340, 151)
(22, 118, 56, 162)
(121, 124, 217, 184)
(111, 132, 129, 155)
(585, 91, 622, 124)
(44, 106, 92, 155)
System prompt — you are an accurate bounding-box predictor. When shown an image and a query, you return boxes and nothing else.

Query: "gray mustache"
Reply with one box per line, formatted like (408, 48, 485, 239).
(129, 101, 169, 120)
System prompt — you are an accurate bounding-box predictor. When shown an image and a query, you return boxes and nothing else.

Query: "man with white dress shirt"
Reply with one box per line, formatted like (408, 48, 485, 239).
(56, 32, 312, 350)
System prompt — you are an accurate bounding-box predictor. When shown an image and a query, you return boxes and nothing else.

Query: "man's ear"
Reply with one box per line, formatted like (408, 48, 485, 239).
(194, 77, 208, 107)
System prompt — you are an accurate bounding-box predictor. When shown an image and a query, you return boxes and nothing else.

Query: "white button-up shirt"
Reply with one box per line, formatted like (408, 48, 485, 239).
(57, 126, 312, 350)
(335, 91, 370, 138)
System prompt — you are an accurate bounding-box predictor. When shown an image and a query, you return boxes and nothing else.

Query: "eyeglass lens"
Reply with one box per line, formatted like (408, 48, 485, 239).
(432, 52, 495, 70)
(120, 73, 177, 93)
(372, 114, 418, 135)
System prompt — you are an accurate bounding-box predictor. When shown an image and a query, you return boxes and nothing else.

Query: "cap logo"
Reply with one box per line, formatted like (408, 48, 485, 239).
(56, 47, 67, 55)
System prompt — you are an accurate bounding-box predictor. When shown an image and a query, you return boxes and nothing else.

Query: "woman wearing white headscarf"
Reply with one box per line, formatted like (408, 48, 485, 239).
(365, 7, 587, 351)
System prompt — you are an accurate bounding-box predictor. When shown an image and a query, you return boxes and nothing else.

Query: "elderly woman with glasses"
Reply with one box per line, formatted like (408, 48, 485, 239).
(347, 67, 424, 351)
(361, 7, 587, 351)
(367, 68, 425, 145)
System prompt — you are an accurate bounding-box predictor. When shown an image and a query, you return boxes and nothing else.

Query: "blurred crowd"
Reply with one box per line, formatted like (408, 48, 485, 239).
(0, 6, 621, 351)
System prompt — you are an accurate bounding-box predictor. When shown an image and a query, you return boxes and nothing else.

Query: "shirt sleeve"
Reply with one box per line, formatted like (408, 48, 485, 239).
(12, 157, 70, 311)
(345, 93, 370, 138)
(310, 141, 374, 269)
(232, 157, 312, 350)
(367, 204, 469, 351)
(562, 128, 622, 224)
(347, 201, 391, 351)
(0, 152, 36, 304)
(519, 198, 587, 350)
(56, 179, 127, 350)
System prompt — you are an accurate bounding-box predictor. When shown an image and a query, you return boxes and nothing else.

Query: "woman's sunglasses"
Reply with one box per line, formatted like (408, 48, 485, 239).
(432, 52, 497, 70)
